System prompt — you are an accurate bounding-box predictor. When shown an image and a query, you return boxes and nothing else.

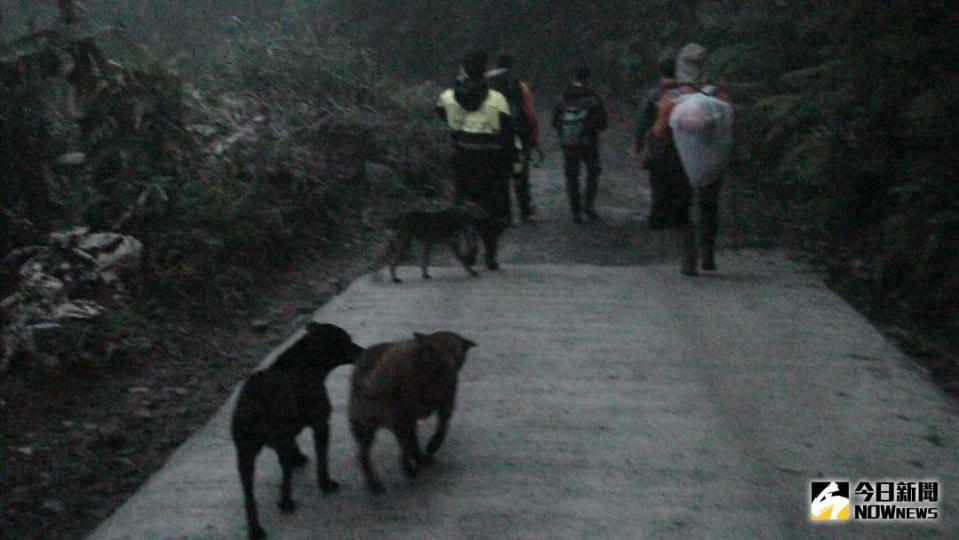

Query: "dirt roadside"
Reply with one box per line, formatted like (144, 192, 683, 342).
(0, 215, 386, 540)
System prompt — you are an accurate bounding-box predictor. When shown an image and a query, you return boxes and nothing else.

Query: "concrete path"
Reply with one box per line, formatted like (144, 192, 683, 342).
(90, 255, 959, 539)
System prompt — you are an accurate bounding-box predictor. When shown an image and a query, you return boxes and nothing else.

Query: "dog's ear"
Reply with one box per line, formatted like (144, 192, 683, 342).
(307, 322, 348, 342)
(463, 338, 477, 349)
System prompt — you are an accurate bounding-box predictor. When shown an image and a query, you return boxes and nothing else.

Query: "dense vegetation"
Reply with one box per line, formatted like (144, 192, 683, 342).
(1, 1, 447, 374)
(333, 0, 959, 344)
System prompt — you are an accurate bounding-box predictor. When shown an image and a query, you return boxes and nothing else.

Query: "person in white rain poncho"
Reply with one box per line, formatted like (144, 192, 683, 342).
(651, 43, 734, 276)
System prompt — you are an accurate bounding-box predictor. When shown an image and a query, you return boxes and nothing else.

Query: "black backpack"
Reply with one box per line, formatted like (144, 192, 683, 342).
(558, 104, 590, 149)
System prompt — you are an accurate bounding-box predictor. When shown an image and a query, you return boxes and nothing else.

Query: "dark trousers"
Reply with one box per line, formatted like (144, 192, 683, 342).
(696, 179, 723, 250)
(563, 144, 601, 217)
(452, 153, 510, 265)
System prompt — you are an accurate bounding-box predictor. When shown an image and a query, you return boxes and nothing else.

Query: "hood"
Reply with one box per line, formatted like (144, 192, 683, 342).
(454, 75, 490, 112)
(676, 43, 709, 84)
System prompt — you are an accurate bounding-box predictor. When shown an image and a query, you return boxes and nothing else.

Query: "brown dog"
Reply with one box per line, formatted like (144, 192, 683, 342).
(348, 331, 476, 494)
(372, 202, 488, 283)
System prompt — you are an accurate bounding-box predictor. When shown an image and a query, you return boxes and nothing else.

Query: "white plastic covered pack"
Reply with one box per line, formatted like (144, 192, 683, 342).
(669, 91, 734, 187)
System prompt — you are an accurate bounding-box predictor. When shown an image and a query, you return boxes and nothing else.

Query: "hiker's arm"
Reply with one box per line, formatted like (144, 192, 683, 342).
(635, 89, 658, 151)
(592, 98, 608, 132)
(519, 81, 539, 148)
(652, 93, 673, 139)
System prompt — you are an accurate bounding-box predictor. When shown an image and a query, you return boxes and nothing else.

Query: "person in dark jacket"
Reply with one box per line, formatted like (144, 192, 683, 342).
(552, 67, 608, 223)
(436, 50, 515, 270)
(486, 54, 541, 223)
(635, 52, 687, 231)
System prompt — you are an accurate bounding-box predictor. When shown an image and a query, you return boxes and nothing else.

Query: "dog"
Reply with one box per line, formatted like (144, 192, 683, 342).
(372, 202, 488, 283)
(231, 322, 364, 540)
(348, 331, 476, 494)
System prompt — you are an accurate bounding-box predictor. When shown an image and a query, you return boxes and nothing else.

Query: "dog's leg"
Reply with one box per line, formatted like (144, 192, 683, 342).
(389, 236, 411, 283)
(388, 242, 402, 283)
(420, 242, 432, 280)
(353, 426, 385, 494)
(450, 238, 478, 277)
(312, 418, 339, 493)
(464, 225, 479, 266)
(393, 415, 426, 477)
(276, 441, 300, 514)
(237, 443, 266, 540)
(425, 405, 453, 457)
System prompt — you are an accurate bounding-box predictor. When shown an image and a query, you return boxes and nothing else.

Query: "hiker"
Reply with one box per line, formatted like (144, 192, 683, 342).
(651, 43, 733, 275)
(635, 51, 687, 231)
(436, 49, 515, 271)
(486, 54, 540, 223)
(552, 66, 608, 223)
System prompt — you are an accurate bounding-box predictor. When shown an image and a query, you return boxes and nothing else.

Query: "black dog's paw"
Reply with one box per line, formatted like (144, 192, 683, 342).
(368, 481, 386, 495)
(392, 277, 403, 284)
(423, 274, 432, 280)
(250, 525, 267, 540)
(320, 479, 340, 493)
(278, 499, 297, 514)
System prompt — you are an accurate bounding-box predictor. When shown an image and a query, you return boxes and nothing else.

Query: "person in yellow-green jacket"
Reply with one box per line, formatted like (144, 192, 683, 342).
(436, 49, 515, 271)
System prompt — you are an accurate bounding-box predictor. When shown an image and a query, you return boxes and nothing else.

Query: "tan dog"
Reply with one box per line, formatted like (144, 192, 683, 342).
(372, 202, 488, 283)
(348, 331, 476, 494)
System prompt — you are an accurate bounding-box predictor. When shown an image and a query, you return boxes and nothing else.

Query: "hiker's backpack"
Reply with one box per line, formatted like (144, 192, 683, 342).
(668, 85, 734, 187)
(558, 105, 590, 149)
(488, 72, 532, 142)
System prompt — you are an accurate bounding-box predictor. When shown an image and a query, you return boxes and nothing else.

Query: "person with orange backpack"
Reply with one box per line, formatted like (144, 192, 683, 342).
(651, 43, 733, 275)
(636, 51, 687, 231)
(486, 54, 540, 223)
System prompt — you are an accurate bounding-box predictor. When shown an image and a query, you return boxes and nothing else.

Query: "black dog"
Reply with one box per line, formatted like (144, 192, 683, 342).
(231, 322, 364, 540)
